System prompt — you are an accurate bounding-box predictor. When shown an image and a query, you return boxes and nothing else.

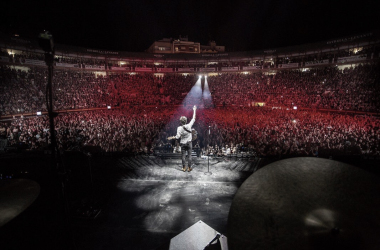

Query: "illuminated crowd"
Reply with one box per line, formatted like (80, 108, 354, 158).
(1, 107, 379, 156)
(1, 62, 379, 116)
(209, 63, 380, 111)
(1, 62, 380, 157)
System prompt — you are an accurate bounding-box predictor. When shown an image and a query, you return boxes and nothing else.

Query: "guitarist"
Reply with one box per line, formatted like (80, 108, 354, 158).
(168, 105, 197, 172)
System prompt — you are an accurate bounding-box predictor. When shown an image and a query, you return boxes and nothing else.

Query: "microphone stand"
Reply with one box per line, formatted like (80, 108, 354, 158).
(39, 31, 74, 249)
(203, 233, 221, 249)
(205, 126, 212, 175)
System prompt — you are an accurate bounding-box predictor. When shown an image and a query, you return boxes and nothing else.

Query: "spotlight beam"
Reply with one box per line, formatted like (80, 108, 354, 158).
(202, 76, 214, 108)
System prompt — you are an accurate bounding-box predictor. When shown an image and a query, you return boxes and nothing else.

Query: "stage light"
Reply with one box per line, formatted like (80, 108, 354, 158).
(293, 106, 297, 110)
(36, 111, 42, 116)
(107, 106, 111, 109)
(205, 75, 207, 79)
(38, 30, 54, 53)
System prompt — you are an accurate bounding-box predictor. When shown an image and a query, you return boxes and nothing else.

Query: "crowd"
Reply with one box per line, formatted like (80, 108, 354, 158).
(1, 62, 379, 117)
(1, 60, 380, 157)
(208, 63, 380, 112)
(1, 106, 174, 153)
(198, 107, 380, 157)
(0, 67, 199, 115)
(1, 106, 379, 157)
(0, 67, 118, 114)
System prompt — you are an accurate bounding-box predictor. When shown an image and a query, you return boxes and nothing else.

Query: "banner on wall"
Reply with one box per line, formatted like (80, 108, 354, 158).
(221, 66, 239, 71)
(86, 49, 119, 55)
(201, 53, 229, 57)
(111, 67, 129, 71)
(278, 63, 299, 68)
(24, 59, 46, 66)
(177, 68, 194, 72)
(242, 66, 262, 70)
(0, 56, 9, 62)
(56, 62, 80, 68)
(135, 67, 153, 72)
(198, 67, 216, 72)
(337, 55, 367, 63)
(156, 68, 173, 72)
(304, 59, 329, 66)
(84, 65, 105, 70)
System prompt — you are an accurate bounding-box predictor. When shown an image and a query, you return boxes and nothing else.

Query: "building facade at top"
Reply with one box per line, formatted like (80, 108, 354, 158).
(0, 31, 379, 73)
(146, 36, 225, 54)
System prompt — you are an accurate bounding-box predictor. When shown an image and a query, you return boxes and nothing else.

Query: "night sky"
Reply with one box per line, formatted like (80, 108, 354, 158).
(0, 0, 379, 52)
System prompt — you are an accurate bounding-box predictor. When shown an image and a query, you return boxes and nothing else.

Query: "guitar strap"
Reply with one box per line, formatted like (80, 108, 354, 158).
(182, 125, 192, 134)
(181, 126, 193, 147)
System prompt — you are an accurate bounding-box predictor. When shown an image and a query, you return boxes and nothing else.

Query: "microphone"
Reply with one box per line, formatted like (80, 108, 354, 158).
(204, 233, 221, 249)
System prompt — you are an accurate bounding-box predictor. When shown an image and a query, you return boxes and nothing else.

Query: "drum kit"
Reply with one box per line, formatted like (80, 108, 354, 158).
(1, 157, 380, 249)
(0, 178, 40, 227)
(227, 157, 380, 249)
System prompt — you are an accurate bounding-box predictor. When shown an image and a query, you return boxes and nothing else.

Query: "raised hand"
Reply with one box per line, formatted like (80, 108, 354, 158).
(193, 105, 197, 111)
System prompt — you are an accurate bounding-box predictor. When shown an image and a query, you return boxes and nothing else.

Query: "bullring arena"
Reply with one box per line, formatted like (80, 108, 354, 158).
(0, 30, 380, 250)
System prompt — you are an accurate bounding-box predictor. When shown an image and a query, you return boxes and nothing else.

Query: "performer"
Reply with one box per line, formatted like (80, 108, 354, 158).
(168, 105, 197, 172)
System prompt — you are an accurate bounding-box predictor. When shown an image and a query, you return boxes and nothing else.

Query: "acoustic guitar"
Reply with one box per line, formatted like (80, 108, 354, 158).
(168, 128, 198, 141)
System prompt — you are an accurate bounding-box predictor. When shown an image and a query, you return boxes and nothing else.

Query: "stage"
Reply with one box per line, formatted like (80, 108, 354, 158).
(1, 152, 379, 249)
(0, 153, 259, 250)
(71, 156, 258, 249)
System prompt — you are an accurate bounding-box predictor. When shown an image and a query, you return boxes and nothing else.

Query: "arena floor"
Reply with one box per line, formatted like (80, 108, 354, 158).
(71, 156, 258, 250)
(1, 152, 379, 249)
(0, 153, 259, 250)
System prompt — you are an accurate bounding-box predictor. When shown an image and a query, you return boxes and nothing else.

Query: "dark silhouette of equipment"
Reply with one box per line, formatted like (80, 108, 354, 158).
(157, 220, 228, 250)
(0, 179, 40, 227)
(228, 157, 380, 250)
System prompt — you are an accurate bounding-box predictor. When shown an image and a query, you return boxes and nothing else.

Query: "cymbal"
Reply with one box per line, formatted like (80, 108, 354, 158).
(0, 179, 40, 227)
(228, 157, 380, 250)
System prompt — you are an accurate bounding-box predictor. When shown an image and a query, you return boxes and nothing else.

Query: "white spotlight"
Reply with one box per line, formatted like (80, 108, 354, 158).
(293, 106, 297, 110)
(36, 111, 42, 116)
(107, 106, 111, 109)
(199, 75, 202, 79)
(205, 75, 207, 79)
